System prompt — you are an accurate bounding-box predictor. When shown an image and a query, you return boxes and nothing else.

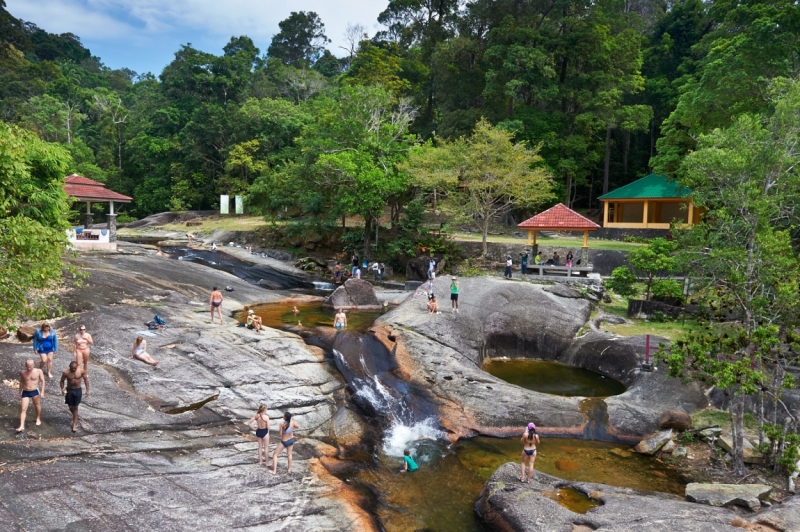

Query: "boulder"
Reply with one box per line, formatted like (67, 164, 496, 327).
(16, 326, 36, 342)
(717, 435, 765, 464)
(673, 446, 688, 458)
(323, 279, 382, 310)
(0, 327, 7, 338)
(406, 255, 445, 281)
(544, 283, 583, 298)
(476, 463, 744, 531)
(699, 427, 723, 440)
(659, 409, 693, 431)
(661, 440, 676, 453)
(685, 483, 772, 511)
(634, 429, 673, 455)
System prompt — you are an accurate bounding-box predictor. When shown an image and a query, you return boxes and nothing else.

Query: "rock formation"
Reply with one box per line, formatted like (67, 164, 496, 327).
(323, 278, 382, 310)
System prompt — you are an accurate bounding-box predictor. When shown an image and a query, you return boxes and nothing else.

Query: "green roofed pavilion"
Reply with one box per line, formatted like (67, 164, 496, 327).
(598, 174, 700, 230)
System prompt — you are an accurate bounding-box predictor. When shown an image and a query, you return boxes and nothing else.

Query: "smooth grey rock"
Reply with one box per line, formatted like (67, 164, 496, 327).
(323, 278, 382, 309)
(659, 409, 693, 431)
(476, 463, 743, 531)
(700, 427, 723, 440)
(717, 435, 765, 464)
(745, 495, 800, 530)
(685, 483, 772, 511)
(634, 429, 673, 455)
(544, 283, 583, 298)
(661, 440, 676, 453)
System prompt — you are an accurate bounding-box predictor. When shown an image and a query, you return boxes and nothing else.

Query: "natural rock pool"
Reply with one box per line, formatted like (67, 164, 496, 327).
(482, 359, 626, 397)
(242, 301, 385, 333)
(337, 435, 684, 532)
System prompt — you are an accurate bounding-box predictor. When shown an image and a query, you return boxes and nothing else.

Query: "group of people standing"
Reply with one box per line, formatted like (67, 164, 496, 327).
(246, 405, 300, 475)
(505, 250, 576, 277)
(333, 256, 387, 283)
(17, 322, 162, 434)
(18, 323, 93, 433)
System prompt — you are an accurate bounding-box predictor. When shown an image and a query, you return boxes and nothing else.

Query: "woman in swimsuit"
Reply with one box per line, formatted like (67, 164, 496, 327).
(73, 325, 93, 373)
(131, 337, 159, 366)
(33, 322, 58, 379)
(270, 412, 299, 475)
(521, 422, 540, 483)
(246, 404, 270, 466)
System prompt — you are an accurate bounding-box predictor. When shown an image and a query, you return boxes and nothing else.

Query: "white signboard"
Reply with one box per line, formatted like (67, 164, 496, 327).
(220, 195, 229, 214)
(235, 195, 243, 214)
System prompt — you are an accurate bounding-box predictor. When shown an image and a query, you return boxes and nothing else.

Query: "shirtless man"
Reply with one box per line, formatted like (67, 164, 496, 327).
(60, 361, 89, 433)
(73, 324, 93, 373)
(334, 309, 347, 330)
(209, 286, 224, 323)
(17, 360, 45, 433)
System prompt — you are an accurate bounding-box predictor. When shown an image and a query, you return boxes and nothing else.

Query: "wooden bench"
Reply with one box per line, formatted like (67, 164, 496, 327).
(526, 264, 593, 277)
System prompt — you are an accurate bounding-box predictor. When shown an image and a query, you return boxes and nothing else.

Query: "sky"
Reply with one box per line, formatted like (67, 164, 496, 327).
(7, 0, 390, 75)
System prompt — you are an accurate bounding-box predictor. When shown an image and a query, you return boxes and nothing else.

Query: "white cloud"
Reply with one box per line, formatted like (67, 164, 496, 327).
(7, 0, 134, 39)
(9, 0, 389, 56)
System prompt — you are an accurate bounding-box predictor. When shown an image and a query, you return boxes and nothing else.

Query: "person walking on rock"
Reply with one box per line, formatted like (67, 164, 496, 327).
(16, 360, 45, 433)
(247, 404, 270, 466)
(270, 412, 299, 475)
(33, 322, 58, 379)
(520, 422, 540, 483)
(73, 325, 93, 373)
(504, 255, 513, 278)
(334, 262, 342, 284)
(60, 360, 89, 433)
(450, 276, 459, 313)
(209, 286, 224, 324)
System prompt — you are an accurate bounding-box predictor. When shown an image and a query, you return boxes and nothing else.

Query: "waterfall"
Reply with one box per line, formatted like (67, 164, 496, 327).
(333, 335, 446, 457)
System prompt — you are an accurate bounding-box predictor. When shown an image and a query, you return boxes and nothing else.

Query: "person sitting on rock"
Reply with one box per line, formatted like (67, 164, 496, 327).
(427, 295, 439, 314)
(131, 337, 159, 367)
(246, 310, 263, 332)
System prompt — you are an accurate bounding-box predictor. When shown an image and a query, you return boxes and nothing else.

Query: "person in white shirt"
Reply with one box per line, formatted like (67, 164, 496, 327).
(504, 255, 513, 278)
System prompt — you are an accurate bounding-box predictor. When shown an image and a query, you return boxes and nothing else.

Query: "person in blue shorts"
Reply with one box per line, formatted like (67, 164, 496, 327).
(334, 309, 347, 330)
(402, 448, 418, 472)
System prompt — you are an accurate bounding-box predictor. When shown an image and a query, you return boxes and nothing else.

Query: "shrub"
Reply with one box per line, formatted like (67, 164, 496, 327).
(606, 266, 638, 298)
(652, 279, 683, 300)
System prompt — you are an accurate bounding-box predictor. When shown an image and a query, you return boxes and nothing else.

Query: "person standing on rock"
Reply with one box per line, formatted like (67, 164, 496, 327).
(16, 360, 45, 433)
(334, 262, 342, 283)
(33, 322, 58, 379)
(520, 251, 529, 275)
(334, 309, 347, 330)
(379, 262, 385, 281)
(209, 286, 224, 324)
(450, 276, 459, 313)
(428, 258, 436, 280)
(372, 261, 380, 281)
(131, 337, 159, 366)
(73, 325, 93, 373)
(60, 360, 89, 433)
(354, 267, 361, 280)
(270, 412, 299, 475)
(520, 422, 540, 483)
(504, 255, 513, 279)
(247, 404, 270, 466)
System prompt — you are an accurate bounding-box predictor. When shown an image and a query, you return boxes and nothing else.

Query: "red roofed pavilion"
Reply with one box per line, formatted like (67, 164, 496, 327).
(63, 174, 132, 251)
(518, 203, 600, 248)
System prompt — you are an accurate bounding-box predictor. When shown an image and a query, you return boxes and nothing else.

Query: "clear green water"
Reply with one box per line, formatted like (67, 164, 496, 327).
(345, 436, 684, 532)
(239, 302, 385, 333)
(482, 359, 626, 397)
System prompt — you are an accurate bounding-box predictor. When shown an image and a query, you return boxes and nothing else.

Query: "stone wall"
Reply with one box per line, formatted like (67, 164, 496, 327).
(457, 241, 629, 276)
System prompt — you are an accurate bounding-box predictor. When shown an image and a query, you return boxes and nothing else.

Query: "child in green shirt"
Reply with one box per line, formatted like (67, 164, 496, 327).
(402, 448, 419, 472)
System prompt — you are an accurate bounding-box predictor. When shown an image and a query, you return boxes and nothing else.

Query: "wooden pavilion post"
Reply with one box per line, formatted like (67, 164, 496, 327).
(643, 200, 649, 228)
(687, 200, 694, 226)
(603, 201, 609, 227)
(581, 230, 589, 265)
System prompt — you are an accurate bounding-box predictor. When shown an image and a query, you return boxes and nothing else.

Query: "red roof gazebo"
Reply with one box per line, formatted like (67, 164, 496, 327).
(63, 174, 132, 248)
(518, 203, 600, 248)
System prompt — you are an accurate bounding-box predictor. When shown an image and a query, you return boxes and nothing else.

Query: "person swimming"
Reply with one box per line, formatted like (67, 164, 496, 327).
(402, 448, 419, 472)
(520, 422, 540, 483)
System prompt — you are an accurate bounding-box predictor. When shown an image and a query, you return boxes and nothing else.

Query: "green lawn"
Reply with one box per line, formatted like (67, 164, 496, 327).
(597, 295, 702, 341)
(451, 231, 643, 251)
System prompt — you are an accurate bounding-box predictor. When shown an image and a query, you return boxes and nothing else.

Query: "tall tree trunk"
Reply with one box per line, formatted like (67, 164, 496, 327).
(603, 126, 612, 195)
(508, 96, 514, 120)
(731, 391, 746, 476)
(564, 173, 572, 206)
(649, 118, 655, 165)
(623, 130, 630, 176)
(363, 215, 372, 259)
(481, 216, 490, 257)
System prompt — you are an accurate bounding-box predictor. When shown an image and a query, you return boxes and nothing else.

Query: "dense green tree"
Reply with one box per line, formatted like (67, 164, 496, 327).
(0, 123, 74, 327)
(267, 12, 329, 68)
(404, 119, 553, 255)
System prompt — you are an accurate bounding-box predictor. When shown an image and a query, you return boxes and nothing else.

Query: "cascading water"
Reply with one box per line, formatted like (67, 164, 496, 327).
(332, 332, 446, 457)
